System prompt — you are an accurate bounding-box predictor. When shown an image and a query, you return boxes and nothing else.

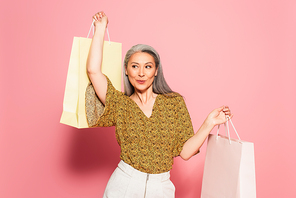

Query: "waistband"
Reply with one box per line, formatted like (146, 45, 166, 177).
(118, 160, 170, 182)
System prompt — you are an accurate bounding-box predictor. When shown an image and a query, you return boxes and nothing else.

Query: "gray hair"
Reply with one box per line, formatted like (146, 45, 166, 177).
(123, 44, 174, 96)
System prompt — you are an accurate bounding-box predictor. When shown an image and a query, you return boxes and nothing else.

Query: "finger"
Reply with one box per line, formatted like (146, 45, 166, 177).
(222, 106, 229, 111)
(99, 11, 106, 18)
(227, 114, 234, 120)
(93, 13, 101, 21)
(94, 11, 103, 19)
(217, 106, 225, 112)
(223, 106, 231, 114)
(224, 111, 231, 115)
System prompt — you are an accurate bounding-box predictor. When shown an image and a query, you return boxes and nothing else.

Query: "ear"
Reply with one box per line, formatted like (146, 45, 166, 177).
(125, 67, 128, 76)
(155, 67, 158, 77)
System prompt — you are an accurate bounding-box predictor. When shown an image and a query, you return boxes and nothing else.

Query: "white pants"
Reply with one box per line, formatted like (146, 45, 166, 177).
(103, 160, 175, 198)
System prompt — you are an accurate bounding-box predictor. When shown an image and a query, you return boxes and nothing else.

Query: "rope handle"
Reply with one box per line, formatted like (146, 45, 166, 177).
(216, 117, 241, 144)
(87, 20, 111, 45)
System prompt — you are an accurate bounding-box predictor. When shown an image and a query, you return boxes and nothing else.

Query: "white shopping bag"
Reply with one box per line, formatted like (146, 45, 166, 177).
(201, 119, 256, 198)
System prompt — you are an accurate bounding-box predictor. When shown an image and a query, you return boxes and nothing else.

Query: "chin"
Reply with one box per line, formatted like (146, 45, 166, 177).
(134, 84, 153, 93)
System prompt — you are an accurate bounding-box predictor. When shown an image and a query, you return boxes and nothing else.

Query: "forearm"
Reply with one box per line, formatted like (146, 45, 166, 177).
(180, 119, 215, 160)
(87, 25, 106, 75)
(86, 24, 108, 104)
(180, 106, 232, 160)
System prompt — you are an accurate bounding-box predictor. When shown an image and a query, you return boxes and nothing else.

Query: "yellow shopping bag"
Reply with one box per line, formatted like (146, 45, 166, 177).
(60, 26, 122, 128)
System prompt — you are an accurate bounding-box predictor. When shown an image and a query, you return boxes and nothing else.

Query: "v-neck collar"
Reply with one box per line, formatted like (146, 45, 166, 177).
(128, 94, 160, 119)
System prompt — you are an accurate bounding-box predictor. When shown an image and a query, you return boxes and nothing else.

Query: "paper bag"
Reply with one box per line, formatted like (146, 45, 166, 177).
(60, 37, 122, 128)
(201, 120, 256, 198)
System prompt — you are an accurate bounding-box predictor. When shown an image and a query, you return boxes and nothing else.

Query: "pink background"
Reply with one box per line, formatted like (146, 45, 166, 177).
(1, 0, 295, 197)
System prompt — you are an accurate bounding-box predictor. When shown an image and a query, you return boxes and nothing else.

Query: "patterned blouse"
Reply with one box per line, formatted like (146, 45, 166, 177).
(85, 77, 196, 174)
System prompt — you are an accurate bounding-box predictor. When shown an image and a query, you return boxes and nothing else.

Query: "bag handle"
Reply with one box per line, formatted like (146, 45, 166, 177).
(87, 20, 111, 45)
(216, 117, 241, 144)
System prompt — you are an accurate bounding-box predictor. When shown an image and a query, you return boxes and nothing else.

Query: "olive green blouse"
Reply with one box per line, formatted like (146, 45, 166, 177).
(85, 77, 196, 174)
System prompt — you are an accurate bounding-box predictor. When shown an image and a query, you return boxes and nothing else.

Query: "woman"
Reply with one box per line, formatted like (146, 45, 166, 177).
(86, 12, 232, 198)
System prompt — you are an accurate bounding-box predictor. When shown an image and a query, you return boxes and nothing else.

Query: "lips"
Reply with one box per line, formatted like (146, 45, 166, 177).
(136, 80, 146, 84)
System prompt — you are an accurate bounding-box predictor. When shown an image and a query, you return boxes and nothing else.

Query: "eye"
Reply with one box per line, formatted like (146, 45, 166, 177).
(145, 65, 152, 69)
(132, 65, 138, 68)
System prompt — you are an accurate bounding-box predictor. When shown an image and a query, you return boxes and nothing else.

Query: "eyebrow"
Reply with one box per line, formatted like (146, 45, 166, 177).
(130, 62, 154, 65)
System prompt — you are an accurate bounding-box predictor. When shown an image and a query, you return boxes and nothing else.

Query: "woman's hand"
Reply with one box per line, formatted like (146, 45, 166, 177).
(206, 106, 233, 127)
(92, 11, 108, 29)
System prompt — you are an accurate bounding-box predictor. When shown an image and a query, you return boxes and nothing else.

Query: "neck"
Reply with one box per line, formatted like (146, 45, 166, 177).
(131, 87, 157, 104)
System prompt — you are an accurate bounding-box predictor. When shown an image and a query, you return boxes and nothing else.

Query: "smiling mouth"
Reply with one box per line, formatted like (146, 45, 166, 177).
(136, 80, 146, 84)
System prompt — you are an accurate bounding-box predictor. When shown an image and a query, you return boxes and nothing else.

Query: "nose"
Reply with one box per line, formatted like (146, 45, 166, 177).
(138, 67, 144, 77)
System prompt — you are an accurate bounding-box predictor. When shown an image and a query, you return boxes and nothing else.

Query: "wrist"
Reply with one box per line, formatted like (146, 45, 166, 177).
(204, 117, 215, 129)
(94, 22, 107, 30)
(93, 27, 106, 38)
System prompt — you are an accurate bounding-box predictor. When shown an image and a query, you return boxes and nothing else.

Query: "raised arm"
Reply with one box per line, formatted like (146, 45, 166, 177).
(87, 12, 108, 105)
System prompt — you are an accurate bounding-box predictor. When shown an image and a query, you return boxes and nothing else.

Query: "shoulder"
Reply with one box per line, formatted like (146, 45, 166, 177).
(160, 92, 184, 101)
(158, 92, 186, 108)
(105, 76, 125, 96)
(104, 76, 129, 107)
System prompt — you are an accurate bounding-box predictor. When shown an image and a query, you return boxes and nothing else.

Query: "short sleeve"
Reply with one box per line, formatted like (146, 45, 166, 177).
(172, 96, 198, 157)
(85, 76, 121, 127)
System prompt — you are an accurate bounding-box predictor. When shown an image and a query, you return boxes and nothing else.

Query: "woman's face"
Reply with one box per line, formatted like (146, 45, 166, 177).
(125, 52, 158, 93)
